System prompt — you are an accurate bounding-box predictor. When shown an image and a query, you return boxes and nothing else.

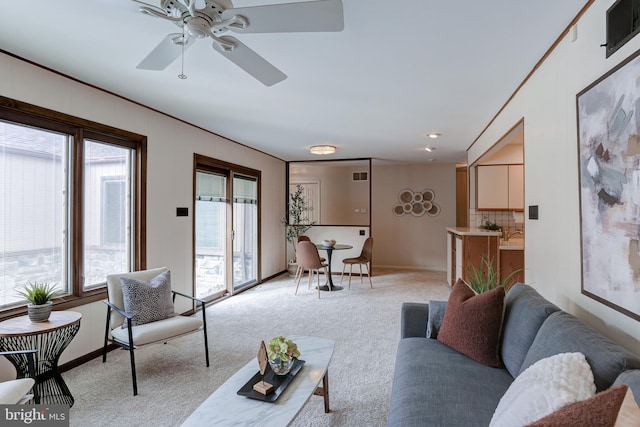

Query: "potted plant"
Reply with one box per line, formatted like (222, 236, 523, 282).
(283, 184, 315, 276)
(466, 256, 522, 294)
(267, 336, 301, 375)
(16, 281, 63, 322)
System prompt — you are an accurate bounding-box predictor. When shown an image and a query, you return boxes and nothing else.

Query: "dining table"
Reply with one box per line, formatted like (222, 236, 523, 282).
(315, 243, 353, 291)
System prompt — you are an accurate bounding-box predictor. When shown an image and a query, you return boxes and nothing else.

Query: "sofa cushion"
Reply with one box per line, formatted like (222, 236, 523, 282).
(614, 370, 640, 408)
(500, 283, 560, 377)
(520, 311, 640, 391)
(526, 384, 640, 427)
(111, 315, 202, 346)
(400, 302, 431, 339)
(490, 352, 596, 427)
(388, 337, 514, 427)
(438, 280, 505, 367)
(426, 300, 447, 339)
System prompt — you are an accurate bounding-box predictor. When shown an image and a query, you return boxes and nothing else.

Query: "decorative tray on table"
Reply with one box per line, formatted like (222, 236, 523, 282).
(237, 359, 305, 402)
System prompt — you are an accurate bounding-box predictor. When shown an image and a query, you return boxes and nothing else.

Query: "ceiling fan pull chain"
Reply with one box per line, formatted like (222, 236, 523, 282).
(179, 27, 187, 80)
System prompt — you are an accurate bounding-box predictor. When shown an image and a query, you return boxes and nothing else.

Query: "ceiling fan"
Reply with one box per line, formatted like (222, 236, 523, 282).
(134, 0, 344, 86)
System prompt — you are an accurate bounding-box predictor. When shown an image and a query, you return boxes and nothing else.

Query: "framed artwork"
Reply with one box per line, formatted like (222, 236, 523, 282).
(577, 48, 640, 320)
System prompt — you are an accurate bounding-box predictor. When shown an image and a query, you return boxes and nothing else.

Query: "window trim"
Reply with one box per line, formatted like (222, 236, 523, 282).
(0, 95, 146, 319)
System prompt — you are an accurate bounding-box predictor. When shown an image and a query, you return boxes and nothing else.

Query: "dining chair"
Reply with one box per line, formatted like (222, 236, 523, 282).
(295, 241, 330, 298)
(295, 235, 325, 281)
(341, 237, 374, 289)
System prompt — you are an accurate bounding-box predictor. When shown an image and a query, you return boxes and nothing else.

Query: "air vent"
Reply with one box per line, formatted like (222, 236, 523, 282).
(353, 171, 368, 181)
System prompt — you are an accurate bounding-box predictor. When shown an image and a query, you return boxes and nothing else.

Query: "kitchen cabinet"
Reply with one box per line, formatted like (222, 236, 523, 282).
(499, 247, 524, 288)
(508, 165, 524, 210)
(446, 227, 500, 286)
(476, 164, 523, 211)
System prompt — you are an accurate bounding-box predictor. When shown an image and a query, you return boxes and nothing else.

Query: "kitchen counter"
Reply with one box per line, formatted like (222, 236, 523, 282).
(446, 227, 502, 236)
(499, 238, 524, 250)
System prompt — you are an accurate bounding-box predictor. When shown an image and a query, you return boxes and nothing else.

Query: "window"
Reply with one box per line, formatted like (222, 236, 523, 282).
(0, 97, 146, 315)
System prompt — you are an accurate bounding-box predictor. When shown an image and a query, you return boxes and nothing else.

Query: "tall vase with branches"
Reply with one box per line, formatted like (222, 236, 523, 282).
(283, 184, 315, 264)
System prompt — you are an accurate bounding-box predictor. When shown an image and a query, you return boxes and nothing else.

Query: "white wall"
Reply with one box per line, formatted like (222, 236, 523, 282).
(0, 52, 287, 370)
(468, 1, 640, 353)
(371, 162, 456, 271)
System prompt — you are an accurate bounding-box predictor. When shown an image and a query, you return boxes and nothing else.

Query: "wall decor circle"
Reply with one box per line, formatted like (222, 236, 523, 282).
(399, 189, 413, 204)
(393, 188, 440, 217)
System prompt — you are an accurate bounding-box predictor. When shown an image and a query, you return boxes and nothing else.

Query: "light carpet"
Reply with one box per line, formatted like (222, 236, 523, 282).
(64, 268, 451, 427)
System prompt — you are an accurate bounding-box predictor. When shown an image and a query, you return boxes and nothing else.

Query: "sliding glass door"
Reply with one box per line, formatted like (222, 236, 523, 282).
(194, 171, 227, 300)
(194, 156, 260, 299)
(232, 175, 258, 291)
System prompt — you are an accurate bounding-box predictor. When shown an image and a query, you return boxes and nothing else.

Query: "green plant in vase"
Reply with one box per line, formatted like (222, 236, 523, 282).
(466, 256, 522, 294)
(282, 184, 315, 264)
(16, 281, 64, 322)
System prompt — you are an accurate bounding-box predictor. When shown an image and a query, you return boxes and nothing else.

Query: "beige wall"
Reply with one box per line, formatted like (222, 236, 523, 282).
(371, 162, 456, 270)
(468, 1, 640, 353)
(0, 52, 287, 374)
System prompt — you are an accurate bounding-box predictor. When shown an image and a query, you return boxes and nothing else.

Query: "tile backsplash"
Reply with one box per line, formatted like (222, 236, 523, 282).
(470, 209, 524, 237)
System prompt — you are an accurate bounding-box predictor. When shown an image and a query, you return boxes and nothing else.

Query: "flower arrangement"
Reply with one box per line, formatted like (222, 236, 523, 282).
(266, 336, 300, 375)
(267, 336, 300, 362)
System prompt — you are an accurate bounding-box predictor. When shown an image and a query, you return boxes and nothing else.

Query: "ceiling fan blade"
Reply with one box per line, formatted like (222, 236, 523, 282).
(222, 0, 343, 33)
(211, 36, 287, 86)
(137, 33, 195, 70)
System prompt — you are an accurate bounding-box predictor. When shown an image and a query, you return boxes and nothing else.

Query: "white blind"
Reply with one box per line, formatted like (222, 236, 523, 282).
(196, 171, 226, 201)
(233, 176, 257, 204)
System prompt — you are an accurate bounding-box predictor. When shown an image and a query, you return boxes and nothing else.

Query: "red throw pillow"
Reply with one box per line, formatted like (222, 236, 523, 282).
(526, 385, 640, 427)
(437, 279, 505, 367)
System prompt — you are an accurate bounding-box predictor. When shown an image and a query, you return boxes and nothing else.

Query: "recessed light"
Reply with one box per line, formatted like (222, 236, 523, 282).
(424, 147, 436, 152)
(427, 133, 441, 139)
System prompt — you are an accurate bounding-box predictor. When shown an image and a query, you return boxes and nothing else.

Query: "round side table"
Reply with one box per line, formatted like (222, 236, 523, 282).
(0, 311, 82, 406)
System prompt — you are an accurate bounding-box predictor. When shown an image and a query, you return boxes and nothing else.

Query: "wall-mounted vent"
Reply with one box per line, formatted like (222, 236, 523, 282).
(353, 171, 368, 181)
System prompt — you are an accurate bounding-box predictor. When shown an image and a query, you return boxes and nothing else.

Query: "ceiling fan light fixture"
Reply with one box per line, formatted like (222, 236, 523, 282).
(310, 145, 336, 155)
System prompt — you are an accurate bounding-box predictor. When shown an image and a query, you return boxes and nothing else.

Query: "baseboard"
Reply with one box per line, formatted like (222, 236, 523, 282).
(375, 264, 447, 272)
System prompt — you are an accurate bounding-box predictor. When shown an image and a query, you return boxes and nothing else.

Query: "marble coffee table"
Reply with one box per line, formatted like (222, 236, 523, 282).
(181, 336, 335, 426)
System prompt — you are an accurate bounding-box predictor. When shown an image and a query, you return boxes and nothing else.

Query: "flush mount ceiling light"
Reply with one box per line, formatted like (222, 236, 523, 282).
(427, 132, 442, 139)
(310, 145, 336, 155)
(424, 146, 436, 152)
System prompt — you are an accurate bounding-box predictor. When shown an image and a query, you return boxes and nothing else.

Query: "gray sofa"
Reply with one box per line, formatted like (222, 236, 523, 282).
(387, 283, 640, 427)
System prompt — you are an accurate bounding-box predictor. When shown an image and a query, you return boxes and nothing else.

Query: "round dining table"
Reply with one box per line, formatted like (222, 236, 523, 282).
(315, 243, 353, 291)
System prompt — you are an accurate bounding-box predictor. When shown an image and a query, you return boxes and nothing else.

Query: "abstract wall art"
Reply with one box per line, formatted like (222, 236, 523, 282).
(577, 48, 640, 320)
(392, 188, 440, 217)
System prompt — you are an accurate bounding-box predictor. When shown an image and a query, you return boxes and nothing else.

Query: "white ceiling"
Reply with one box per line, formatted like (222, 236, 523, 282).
(0, 0, 588, 163)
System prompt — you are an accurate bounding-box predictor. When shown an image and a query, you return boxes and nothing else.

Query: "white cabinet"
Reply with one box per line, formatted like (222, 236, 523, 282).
(508, 164, 524, 210)
(476, 164, 523, 211)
